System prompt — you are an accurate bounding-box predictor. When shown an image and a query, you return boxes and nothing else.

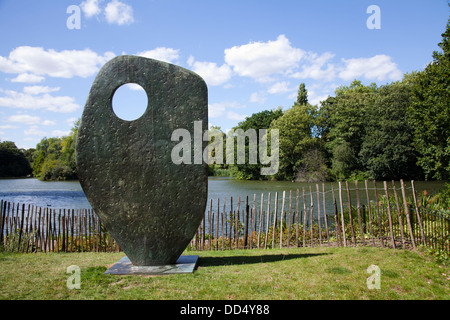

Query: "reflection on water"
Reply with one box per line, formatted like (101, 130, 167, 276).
(0, 177, 446, 213)
(0, 178, 91, 209)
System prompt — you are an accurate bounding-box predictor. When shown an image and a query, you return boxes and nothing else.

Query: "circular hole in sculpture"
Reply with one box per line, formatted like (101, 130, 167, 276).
(112, 83, 148, 121)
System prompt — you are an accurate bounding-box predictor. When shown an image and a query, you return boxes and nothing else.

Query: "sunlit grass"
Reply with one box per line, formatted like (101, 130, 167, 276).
(0, 246, 448, 300)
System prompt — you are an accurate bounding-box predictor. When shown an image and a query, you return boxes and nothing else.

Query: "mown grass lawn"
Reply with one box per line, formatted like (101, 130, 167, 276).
(0, 246, 448, 300)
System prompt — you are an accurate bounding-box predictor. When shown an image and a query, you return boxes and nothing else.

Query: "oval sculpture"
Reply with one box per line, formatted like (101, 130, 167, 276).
(76, 55, 208, 266)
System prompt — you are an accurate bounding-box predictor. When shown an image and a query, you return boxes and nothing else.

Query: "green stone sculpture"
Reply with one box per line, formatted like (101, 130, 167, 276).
(76, 55, 208, 266)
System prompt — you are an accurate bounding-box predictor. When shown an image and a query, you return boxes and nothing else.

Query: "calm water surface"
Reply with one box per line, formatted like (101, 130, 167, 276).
(0, 177, 445, 215)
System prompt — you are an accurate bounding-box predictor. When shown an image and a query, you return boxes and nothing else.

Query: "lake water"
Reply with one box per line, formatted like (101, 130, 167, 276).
(0, 177, 446, 216)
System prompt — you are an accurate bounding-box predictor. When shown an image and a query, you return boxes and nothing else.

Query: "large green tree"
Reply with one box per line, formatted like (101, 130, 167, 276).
(320, 80, 377, 179)
(232, 108, 283, 180)
(270, 100, 317, 181)
(360, 81, 421, 180)
(0, 141, 32, 177)
(32, 119, 79, 181)
(408, 18, 450, 180)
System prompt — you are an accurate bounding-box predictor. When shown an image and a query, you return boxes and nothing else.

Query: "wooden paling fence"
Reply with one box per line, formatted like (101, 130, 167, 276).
(191, 179, 450, 254)
(0, 202, 119, 253)
(1, 179, 449, 254)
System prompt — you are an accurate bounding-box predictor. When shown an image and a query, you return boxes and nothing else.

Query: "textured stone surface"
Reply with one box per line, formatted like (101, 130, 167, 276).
(76, 55, 208, 266)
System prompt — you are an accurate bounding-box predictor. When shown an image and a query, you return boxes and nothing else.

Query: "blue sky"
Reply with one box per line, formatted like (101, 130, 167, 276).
(0, 0, 448, 149)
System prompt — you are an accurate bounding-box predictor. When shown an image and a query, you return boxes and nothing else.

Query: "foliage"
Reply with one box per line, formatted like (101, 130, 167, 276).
(295, 147, 329, 182)
(320, 80, 377, 179)
(359, 81, 421, 180)
(269, 99, 317, 181)
(296, 83, 308, 105)
(32, 119, 79, 181)
(417, 183, 450, 216)
(231, 108, 283, 180)
(0, 141, 32, 177)
(408, 19, 450, 180)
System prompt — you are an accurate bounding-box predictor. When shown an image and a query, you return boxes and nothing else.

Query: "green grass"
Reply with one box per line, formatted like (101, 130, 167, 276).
(0, 246, 449, 300)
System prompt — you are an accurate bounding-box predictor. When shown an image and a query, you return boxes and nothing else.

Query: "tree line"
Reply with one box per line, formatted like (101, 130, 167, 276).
(0, 120, 78, 180)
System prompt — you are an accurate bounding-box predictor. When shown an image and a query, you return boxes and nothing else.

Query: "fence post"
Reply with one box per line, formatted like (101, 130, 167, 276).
(279, 191, 285, 249)
(235, 197, 240, 249)
(400, 179, 416, 249)
(338, 182, 347, 247)
(302, 187, 307, 247)
(244, 196, 249, 249)
(355, 180, 365, 245)
(322, 183, 330, 242)
(258, 194, 263, 249)
(316, 184, 322, 245)
(17, 203, 25, 251)
(373, 181, 384, 247)
(411, 180, 426, 245)
(250, 194, 256, 249)
(345, 181, 356, 245)
(392, 180, 406, 249)
(332, 185, 343, 247)
(383, 181, 396, 249)
(295, 189, 300, 247)
(264, 193, 271, 249)
(287, 190, 292, 248)
(309, 186, 314, 247)
(222, 197, 226, 251)
(272, 192, 278, 249)
(364, 180, 375, 246)
(216, 198, 220, 250)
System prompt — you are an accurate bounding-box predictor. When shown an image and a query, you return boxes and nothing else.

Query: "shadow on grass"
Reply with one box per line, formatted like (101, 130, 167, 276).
(197, 252, 330, 267)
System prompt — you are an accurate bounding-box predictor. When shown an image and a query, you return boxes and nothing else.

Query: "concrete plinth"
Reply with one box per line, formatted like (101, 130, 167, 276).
(104, 255, 199, 275)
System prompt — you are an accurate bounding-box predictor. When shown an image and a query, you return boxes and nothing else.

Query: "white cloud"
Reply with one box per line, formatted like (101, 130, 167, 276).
(224, 34, 304, 82)
(23, 86, 60, 95)
(0, 125, 18, 129)
(137, 47, 180, 64)
(187, 55, 195, 66)
(0, 89, 80, 113)
(80, 0, 102, 18)
(105, 0, 134, 26)
(123, 83, 144, 91)
(339, 54, 402, 81)
(268, 81, 293, 95)
(65, 117, 78, 126)
(8, 114, 40, 125)
(81, 0, 102, 18)
(24, 125, 46, 137)
(308, 92, 330, 106)
(249, 92, 267, 104)
(0, 46, 115, 78)
(226, 111, 247, 121)
(188, 58, 232, 86)
(52, 130, 71, 137)
(208, 102, 247, 121)
(10, 73, 45, 83)
(42, 120, 56, 126)
(291, 52, 336, 81)
(209, 103, 226, 118)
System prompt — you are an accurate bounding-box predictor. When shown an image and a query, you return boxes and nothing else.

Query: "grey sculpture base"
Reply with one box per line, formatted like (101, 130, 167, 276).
(104, 255, 199, 275)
